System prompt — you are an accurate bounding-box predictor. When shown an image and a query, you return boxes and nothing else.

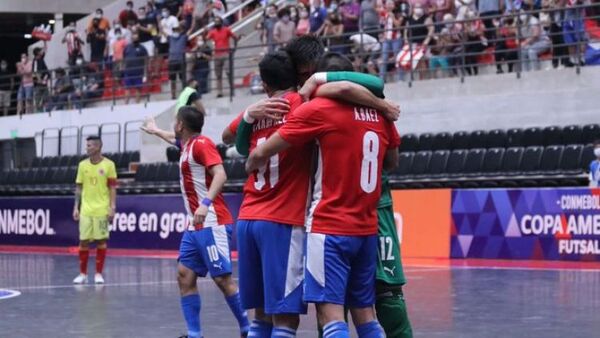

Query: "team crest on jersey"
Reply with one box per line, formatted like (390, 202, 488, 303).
(98, 168, 105, 176)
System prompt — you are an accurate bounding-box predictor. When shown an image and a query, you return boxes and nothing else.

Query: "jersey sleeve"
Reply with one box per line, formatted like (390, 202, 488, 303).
(192, 138, 223, 168)
(327, 71, 385, 98)
(227, 112, 243, 135)
(278, 102, 326, 146)
(75, 162, 83, 184)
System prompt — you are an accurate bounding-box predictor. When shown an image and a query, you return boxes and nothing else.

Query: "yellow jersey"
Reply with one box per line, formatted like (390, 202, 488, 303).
(76, 157, 117, 217)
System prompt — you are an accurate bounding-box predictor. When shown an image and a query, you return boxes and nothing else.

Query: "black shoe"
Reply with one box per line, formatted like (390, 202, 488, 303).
(216, 94, 224, 98)
(177, 335, 188, 338)
(496, 68, 504, 74)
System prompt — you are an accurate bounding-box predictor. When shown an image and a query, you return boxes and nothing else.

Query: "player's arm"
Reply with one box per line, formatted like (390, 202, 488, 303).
(384, 148, 399, 171)
(73, 184, 82, 221)
(299, 71, 384, 100)
(234, 98, 290, 155)
(246, 132, 291, 173)
(140, 116, 177, 145)
(194, 164, 226, 225)
(107, 163, 118, 221)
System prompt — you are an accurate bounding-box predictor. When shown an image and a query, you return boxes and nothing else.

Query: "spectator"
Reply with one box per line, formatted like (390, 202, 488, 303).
(589, 140, 600, 188)
(71, 57, 87, 92)
(296, 3, 311, 36)
(136, 6, 158, 79)
(430, 22, 453, 78)
(360, 0, 380, 35)
(32, 44, 50, 113)
(289, 5, 299, 25)
(189, 0, 211, 32)
(349, 33, 381, 73)
(463, 10, 488, 76)
(495, 15, 519, 73)
(478, 0, 501, 42)
(163, 0, 184, 16)
(504, 0, 523, 13)
(544, 0, 570, 68)
(62, 22, 85, 67)
(432, 0, 454, 24)
(119, 1, 139, 28)
(159, 7, 179, 57)
(442, 13, 466, 76)
(123, 32, 149, 104)
(88, 19, 108, 64)
(168, 23, 188, 99)
(175, 78, 205, 114)
(72, 63, 105, 108)
(259, 4, 279, 52)
(211, 0, 227, 21)
(206, 16, 240, 98)
(310, 0, 328, 33)
(146, 1, 160, 22)
(87, 8, 111, 34)
(455, 0, 476, 20)
(182, 0, 196, 29)
(402, 4, 434, 78)
(47, 68, 73, 112)
(192, 33, 212, 95)
(321, 11, 346, 54)
(518, 9, 551, 71)
(112, 29, 129, 79)
(340, 0, 361, 33)
(16, 53, 34, 115)
(0, 60, 14, 116)
(380, 0, 404, 81)
(563, 0, 587, 66)
(274, 8, 297, 49)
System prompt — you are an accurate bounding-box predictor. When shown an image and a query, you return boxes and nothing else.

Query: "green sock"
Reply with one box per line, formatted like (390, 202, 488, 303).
(375, 292, 413, 338)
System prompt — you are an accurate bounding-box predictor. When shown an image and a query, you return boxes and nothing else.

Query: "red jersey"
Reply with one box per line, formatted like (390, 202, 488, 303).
(207, 27, 235, 56)
(278, 98, 400, 236)
(179, 135, 233, 229)
(227, 92, 313, 226)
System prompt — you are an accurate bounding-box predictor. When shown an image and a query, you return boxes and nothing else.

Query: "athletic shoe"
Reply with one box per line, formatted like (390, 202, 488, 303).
(94, 273, 105, 284)
(73, 273, 88, 284)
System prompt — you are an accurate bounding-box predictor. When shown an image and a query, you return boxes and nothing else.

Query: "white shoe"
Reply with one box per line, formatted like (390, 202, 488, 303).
(94, 273, 105, 284)
(73, 273, 88, 284)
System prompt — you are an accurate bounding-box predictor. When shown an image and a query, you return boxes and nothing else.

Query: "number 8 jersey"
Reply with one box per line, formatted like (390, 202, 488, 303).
(277, 97, 401, 236)
(230, 92, 313, 226)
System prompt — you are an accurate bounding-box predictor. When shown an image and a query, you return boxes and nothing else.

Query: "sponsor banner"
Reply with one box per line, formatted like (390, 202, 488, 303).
(391, 189, 452, 258)
(0, 194, 243, 250)
(451, 188, 600, 261)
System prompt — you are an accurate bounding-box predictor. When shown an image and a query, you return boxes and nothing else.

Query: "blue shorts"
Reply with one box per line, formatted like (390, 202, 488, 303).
(563, 16, 585, 44)
(178, 225, 233, 278)
(304, 233, 378, 308)
(123, 71, 143, 89)
(237, 220, 307, 315)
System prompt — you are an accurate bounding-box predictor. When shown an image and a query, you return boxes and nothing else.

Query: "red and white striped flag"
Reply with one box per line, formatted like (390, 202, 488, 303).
(396, 44, 426, 71)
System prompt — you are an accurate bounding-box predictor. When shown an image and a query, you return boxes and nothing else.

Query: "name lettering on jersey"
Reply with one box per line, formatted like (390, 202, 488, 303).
(354, 107, 380, 123)
(253, 116, 287, 132)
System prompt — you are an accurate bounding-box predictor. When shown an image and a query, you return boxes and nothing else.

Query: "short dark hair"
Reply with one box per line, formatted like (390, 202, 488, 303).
(33, 47, 42, 56)
(127, 1, 134, 6)
(317, 52, 354, 72)
(86, 135, 102, 143)
(177, 106, 205, 133)
(259, 51, 297, 91)
(96, 8, 103, 14)
(278, 8, 290, 18)
(285, 35, 325, 71)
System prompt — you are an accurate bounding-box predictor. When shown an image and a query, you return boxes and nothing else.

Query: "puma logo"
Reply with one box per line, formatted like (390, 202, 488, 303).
(383, 266, 396, 276)
(213, 262, 223, 270)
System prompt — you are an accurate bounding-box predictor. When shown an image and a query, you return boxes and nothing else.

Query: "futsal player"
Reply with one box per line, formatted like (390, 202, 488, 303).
(72, 135, 117, 285)
(247, 54, 400, 338)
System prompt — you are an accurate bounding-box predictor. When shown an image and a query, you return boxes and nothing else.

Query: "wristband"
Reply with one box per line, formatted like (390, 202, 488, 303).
(242, 109, 256, 124)
(314, 72, 327, 84)
(201, 197, 212, 207)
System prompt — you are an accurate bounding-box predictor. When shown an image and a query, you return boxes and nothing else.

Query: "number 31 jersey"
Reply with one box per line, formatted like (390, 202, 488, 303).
(278, 97, 401, 236)
(234, 92, 313, 226)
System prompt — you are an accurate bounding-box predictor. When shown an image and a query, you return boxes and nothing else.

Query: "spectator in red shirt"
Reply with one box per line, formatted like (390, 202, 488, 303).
(119, 1, 139, 28)
(206, 16, 241, 98)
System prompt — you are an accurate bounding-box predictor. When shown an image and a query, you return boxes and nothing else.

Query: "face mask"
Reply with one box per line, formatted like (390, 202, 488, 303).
(173, 32, 180, 38)
(445, 23, 453, 29)
(116, 33, 122, 38)
(414, 8, 424, 17)
(215, 22, 223, 28)
(595, 148, 600, 157)
(115, 24, 122, 29)
(95, 13, 102, 19)
(139, 13, 146, 19)
(162, 11, 169, 18)
(300, 11, 308, 18)
(520, 14, 528, 22)
(282, 15, 290, 22)
(76, 59, 83, 65)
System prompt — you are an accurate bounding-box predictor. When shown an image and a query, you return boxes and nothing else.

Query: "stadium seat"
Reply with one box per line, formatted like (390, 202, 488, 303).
(400, 134, 419, 152)
(217, 143, 229, 159)
(501, 147, 525, 175)
(562, 125, 583, 145)
(468, 130, 487, 149)
(427, 150, 450, 177)
(559, 144, 583, 174)
(519, 146, 544, 173)
(582, 124, 600, 144)
(452, 131, 470, 150)
(131, 151, 140, 162)
(393, 152, 414, 176)
(167, 162, 179, 181)
(522, 127, 544, 147)
(486, 129, 507, 148)
(463, 149, 486, 175)
(481, 148, 505, 176)
(538, 145, 564, 174)
(31, 157, 42, 168)
(39, 156, 51, 168)
(411, 151, 432, 176)
(542, 126, 562, 146)
(431, 133, 453, 151)
(224, 158, 248, 182)
(418, 133, 434, 151)
(166, 146, 180, 162)
(580, 144, 595, 170)
(155, 163, 170, 181)
(506, 128, 524, 147)
(445, 149, 467, 176)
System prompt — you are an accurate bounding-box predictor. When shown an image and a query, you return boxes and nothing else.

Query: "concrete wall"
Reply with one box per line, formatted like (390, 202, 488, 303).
(0, 0, 116, 14)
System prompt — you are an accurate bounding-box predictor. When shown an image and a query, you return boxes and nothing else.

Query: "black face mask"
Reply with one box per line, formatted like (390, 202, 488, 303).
(215, 22, 223, 28)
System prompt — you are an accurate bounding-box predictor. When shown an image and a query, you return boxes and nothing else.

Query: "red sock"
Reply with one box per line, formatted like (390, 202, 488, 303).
(79, 249, 89, 274)
(96, 248, 107, 274)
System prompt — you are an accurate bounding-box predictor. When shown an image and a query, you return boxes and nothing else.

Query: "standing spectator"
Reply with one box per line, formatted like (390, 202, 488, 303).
(454, 0, 476, 20)
(495, 15, 519, 73)
(296, 3, 311, 36)
(112, 29, 128, 79)
(310, 0, 328, 33)
(119, 1, 139, 28)
(443, 13, 466, 76)
(63, 23, 85, 67)
(146, 0, 160, 22)
(430, 23, 453, 78)
(88, 19, 108, 64)
(182, 0, 196, 29)
(380, 0, 404, 81)
(321, 11, 346, 53)
(274, 8, 297, 49)
(478, 0, 502, 42)
(289, 5, 299, 25)
(589, 140, 600, 188)
(563, 0, 587, 66)
(87, 9, 111, 34)
(519, 9, 551, 71)
(159, 7, 179, 58)
(168, 24, 188, 99)
(0, 60, 14, 116)
(189, 0, 211, 32)
(72, 63, 105, 108)
(349, 32, 381, 73)
(463, 10, 488, 76)
(47, 68, 74, 112)
(544, 0, 570, 68)
(504, 0, 523, 13)
(192, 33, 212, 95)
(206, 16, 240, 98)
(432, 0, 454, 23)
(340, 0, 361, 34)
(106, 23, 129, 69)
(360, 0, 381, 35)
(16, 53, 34, 115)
(402, 4, 434, 78)
(32, 44, 50, 113)
(137, 6, 158, 78)
(123, 33, 149, 104)
(259, 4, 279, 52)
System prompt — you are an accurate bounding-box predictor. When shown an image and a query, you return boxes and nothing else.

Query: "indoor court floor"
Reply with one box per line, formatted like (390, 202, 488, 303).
(1, 252, 599, 338)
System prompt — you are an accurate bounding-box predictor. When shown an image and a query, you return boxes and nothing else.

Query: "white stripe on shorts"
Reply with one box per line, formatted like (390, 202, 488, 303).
(212, 226, 230, 262)
(284, 226, 306, 297)
(306, 233, 326, 288)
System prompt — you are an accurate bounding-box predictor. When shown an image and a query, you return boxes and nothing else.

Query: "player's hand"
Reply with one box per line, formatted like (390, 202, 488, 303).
(245, 151, 267, 174)
(246, 98, 289, 121)
(380, 100, 401, 121)
(140, 116, 159, 135)
(107, 207, 115, 223)
(194, 205, 208, 225)
(298, 75, 318, 102)
(73, 208, 80, 221)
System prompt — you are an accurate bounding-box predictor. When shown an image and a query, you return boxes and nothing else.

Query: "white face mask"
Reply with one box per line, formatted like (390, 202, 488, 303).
(172, 32, 180, 38)
(520, 14, 528, 22)
(594, 148, 600, 158)
(414, 8, 424, 17)
(95, 13, 102, 19)
(162, 11, 169, 18)
(300, 11, 308, 18)
(76, 59, 83, 65)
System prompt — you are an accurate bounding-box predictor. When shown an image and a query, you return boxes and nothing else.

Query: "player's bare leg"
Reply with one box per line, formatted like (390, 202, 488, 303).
(178, 263, 202, 338)
(350, 307, 384, 338)
(73, 240, 90, 284)
(317, 303, 349, 337)
(94, 239, 108, 284)
(213, 274, 251, 337)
